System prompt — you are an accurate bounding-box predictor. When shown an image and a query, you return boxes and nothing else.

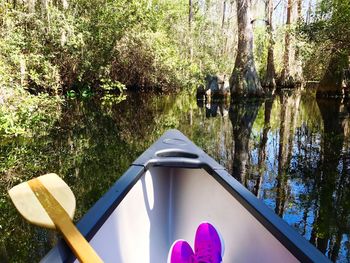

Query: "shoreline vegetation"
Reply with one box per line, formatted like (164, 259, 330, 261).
(0, 87, 62, 137)
(1, 0, 350, 137)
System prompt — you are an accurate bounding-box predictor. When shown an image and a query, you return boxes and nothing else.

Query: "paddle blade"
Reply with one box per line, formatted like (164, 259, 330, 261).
(8, 173, 76, 229)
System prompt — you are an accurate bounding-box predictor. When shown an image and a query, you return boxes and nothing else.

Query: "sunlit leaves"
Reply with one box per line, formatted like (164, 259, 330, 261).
(0, 87, 61, 137)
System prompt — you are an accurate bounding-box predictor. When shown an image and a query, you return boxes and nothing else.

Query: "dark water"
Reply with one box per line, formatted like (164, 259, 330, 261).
(1, 90, 350, 262)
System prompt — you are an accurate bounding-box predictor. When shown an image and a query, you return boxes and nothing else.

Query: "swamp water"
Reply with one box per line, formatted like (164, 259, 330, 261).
(0, 90, 350, 262)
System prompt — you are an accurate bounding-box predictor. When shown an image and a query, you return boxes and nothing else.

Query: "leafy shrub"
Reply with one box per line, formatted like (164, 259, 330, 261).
(111, 29, 186, 91)
(0, 87, 61, 137)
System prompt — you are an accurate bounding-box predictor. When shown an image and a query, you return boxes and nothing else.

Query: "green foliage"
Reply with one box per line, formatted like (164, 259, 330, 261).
(0, 87, 61, 137)
(100, 79, 127, 107)
(299, 0, 350, 80)
(0, 0, 227, 94)
(111, 28, 186, 91)
(66, 89, 77, 99)
(0, 0, 242, 137)
(302, 0, 350, 49)
(1, 0, 232, 137)
(253, 26, 269, 77)
(100, 79, 125, 92)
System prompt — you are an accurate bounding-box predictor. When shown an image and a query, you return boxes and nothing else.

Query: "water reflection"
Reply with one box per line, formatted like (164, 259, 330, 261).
(196, 99, 229, 118)
(229, 99, 262, 182)
(275, 91, 301, 217)
(254, 97, 273, 197)
(195, 90, 350, 262)
(1, 90, 350, 262)
(310, 98, 348, 261)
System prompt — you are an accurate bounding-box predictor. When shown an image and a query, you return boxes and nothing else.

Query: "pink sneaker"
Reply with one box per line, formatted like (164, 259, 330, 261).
(194, 222, 224, 263)
(168, 239, 195, 263)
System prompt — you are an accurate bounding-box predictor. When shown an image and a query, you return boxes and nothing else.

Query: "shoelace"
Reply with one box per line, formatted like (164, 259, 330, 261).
(192, 244, 221, 263)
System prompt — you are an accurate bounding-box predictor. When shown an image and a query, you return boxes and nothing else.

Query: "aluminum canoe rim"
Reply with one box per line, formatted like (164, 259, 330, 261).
(42, 129, 330, 263)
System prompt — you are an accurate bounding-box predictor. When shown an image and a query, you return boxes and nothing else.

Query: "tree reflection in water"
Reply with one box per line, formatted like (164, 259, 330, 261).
(229, 99, 262, 183)
(1, 91, 350, 262)
(275, 91, 301, 217)
(218, 90, 350, 262)
(242, 91, 350, 262)
(310, 98, 349, 261)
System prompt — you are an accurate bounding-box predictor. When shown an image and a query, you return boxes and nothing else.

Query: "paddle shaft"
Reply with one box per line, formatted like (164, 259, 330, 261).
(28, 179, 103, 263)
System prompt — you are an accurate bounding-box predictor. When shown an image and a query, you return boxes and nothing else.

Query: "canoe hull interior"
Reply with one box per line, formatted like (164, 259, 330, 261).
(77, 167, 297, 263)
(41, 130, 328, 263)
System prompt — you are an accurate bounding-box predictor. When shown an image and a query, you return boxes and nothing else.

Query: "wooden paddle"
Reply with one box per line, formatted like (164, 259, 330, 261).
(8, 173, 103, 263)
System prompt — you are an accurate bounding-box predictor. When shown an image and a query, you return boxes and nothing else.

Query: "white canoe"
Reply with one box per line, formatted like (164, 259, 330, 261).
(42, 129, 329, 263)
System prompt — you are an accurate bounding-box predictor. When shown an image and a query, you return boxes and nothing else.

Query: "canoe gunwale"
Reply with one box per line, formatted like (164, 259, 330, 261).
(41, 129, 330, 263)
(41, 165, 146, 263)
(211, 169, 328, 263)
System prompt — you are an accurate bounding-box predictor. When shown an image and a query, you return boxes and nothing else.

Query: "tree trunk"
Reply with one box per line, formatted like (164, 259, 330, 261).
(28, 0, 35, 12)
(280, 0, 292, 87)
(263, 0, 276, 90)
(229, 0, 263, 97)
(222, 0, 226, 29)
(306, 0, 312, 24)
(221, 0, 228, 56)
(189, 0, 193, 61)
(189, 0, 193, 29)
(41, 0, 48, 13)
(294, 0, 304, 84)
(280, 0, 303, 88)
(297, 0, 302, 21)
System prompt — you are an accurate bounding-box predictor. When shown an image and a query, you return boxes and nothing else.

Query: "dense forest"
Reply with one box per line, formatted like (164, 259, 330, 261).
(1, 0, 350, 136)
